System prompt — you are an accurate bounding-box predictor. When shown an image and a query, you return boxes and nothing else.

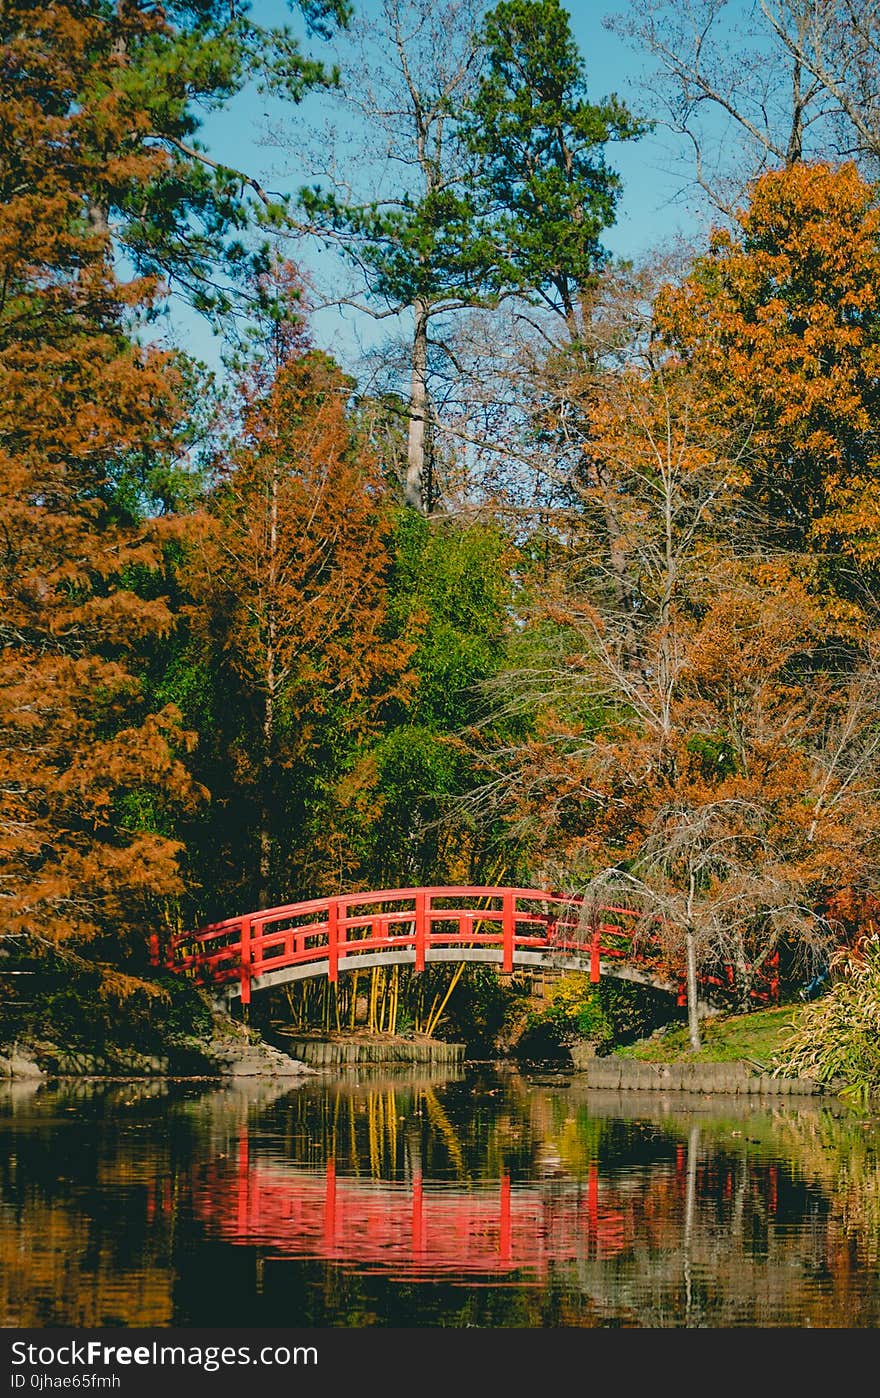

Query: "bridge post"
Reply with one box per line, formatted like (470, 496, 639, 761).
(327, 899, 339, 983)
(502, 891, 514, 973)
(414, 890, 427, 972)
(239, 917, 251, 1005)
(590, 922, 601, 983)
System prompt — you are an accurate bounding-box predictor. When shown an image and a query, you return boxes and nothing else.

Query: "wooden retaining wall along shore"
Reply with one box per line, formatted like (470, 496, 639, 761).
(570, 1047, 844, 1096)
(284, 1037, 466, 1067)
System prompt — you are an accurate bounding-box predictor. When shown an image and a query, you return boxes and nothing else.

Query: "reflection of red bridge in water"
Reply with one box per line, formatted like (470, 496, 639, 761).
(190, 1141, 629, 1278)
(154, 885, 780, 1007)
(183, 1140, 782, 1280)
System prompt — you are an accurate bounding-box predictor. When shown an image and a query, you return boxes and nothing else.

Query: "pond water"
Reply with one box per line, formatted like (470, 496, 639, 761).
(3, 1064, 880, 1328)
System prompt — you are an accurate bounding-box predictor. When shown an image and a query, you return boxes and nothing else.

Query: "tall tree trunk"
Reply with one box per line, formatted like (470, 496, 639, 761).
(406, 297, 430, 512)
(258, 709, 273, 906)
(686, 925, 701, 1051)
(603, 491, 639, 671)
(258, 460, 279, 907)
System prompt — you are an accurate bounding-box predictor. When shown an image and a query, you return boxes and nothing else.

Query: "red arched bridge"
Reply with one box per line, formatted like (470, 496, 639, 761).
(152, 885, 780, 1007)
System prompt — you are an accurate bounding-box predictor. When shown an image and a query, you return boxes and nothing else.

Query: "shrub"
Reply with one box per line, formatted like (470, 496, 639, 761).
(514, 973, 670, 1062)
(773, 935, 880, 1101)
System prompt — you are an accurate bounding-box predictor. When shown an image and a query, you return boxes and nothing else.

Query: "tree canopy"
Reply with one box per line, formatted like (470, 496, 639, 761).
(8, 2, 880, 1059)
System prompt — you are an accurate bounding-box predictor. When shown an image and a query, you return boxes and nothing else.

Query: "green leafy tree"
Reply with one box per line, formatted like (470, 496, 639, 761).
(329, 511, 518, 887)
(56, 0, 350, 321)
(298, 0, 490, 512)
(463, 0, 644, 336)
(299, 0, 641, 510)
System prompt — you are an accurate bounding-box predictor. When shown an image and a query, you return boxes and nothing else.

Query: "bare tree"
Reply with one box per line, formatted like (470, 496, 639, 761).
(606, 0, 880, 216)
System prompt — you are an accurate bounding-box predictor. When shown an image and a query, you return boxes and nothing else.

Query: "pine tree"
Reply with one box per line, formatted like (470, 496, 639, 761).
(463, 0, 644, 337)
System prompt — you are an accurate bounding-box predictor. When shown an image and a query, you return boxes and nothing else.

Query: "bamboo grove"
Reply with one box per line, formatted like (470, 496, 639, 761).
(7, 0, 880, 1058)
(280, 963, 467, 1038)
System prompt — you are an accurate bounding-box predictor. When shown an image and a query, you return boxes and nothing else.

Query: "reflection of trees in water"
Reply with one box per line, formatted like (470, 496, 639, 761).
(188, 1078, 880, 1323)
(4, 1075, 880, 1326)
(0, 1082, 180, 1326)
(229, 1068, 564, 1183)
(772, 1110, 880, 1268)
(551, 1102, 880, 1327)
(0, 1193, 174, 1327)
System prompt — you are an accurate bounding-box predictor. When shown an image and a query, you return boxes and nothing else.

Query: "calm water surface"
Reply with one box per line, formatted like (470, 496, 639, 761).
(3, 1064, 880, 1328)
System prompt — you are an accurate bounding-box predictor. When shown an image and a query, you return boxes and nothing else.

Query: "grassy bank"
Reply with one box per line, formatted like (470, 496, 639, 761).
(613, 1005, 798, 1069)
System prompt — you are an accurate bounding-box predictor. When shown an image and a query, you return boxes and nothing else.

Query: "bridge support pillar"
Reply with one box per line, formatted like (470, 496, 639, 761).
(590, 925, 601, 984)
(327, 900, 339, 983)
(502, 892, 514, 974)
(240, 917, 252, 1006)
(415, 891, 427, 972)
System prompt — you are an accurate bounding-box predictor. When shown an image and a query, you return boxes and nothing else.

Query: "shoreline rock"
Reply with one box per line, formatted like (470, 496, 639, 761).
(0, 1009, 315, 1081)
(207, 1015, 316, 1078)
(0, 1048, 45, 1081)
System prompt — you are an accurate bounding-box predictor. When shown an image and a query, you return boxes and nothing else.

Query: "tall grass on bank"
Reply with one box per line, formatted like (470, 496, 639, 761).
(774, 936, 880, 1102)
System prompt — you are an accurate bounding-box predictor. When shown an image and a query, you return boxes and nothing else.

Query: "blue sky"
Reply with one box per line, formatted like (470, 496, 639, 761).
(167, 0, 706, 376)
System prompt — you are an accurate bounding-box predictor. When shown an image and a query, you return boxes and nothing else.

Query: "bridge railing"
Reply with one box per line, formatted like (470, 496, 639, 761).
(155, 884, 778, 1007)
(156, 886, 673, 1004)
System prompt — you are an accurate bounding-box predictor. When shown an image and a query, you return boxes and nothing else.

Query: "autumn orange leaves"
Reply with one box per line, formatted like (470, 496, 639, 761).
(480, 162, 880, 1041)
(0, 2, 202, 977)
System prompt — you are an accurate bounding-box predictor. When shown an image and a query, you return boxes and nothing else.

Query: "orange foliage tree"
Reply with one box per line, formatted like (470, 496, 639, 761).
(657, 161, 880, 592)
(0, 2, 206, 982)
(477, 313, 880, 1046)
(185, 312, 413, 910)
